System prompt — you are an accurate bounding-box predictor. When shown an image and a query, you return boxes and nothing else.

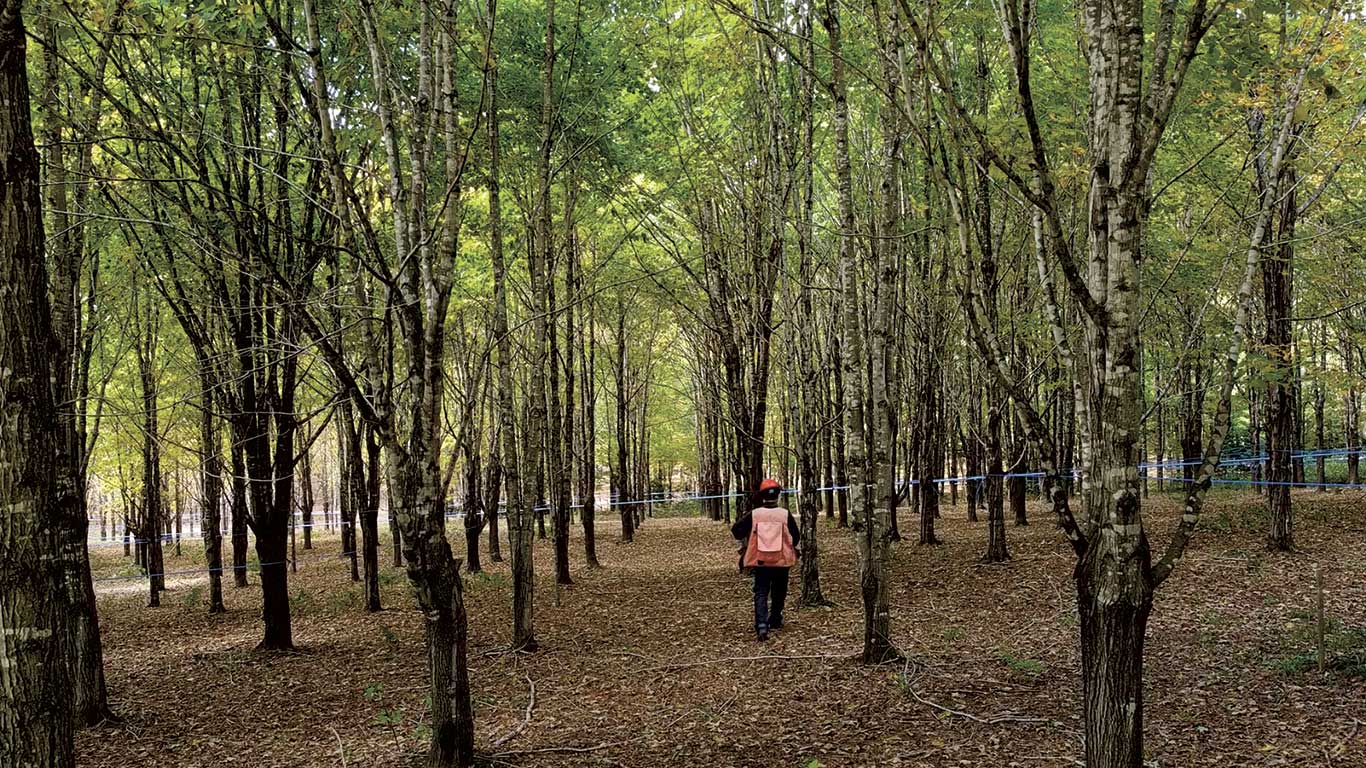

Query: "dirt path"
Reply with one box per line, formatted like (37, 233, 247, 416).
(78, 492, 1366, 767)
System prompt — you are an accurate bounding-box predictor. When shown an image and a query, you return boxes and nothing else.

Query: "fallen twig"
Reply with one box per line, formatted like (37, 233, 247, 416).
(1329, 717, 1361, 762)
(491, 674, 537, 748)
(604, 649, 655, 661)
(902, 659, 1050, 726)
(493, 741, 623, 757)
(907, 685, 1047, 724)
(632, 653, 844, 674)
(328, 725, 347, 768)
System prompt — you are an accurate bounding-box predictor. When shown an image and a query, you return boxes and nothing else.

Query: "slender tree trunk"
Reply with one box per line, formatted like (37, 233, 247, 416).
(230, 443, 250, 587)
(1156, 394, 1166, 492)
(360, 428, 383, 612)
(340, 410, 361, 583)
(137, 291, 164, 607)
(389, 453, 474, 768)
(512, 0, 551, 647)
(550, 181, 576, 586)
(463, 443, 484, 575)
(576, 233, 600, 566)
(1315, 322, 1326, 490)
(300, 449, 314, 551)
(795, 11, 824, 606)
(1264, 152, 1296, 550)
(200, 385, 226, 614)
(828, 0, 892, 663)
(1344, 332, 1360, 486)
(485, 7, 514, 578)
(615, 300, 635, 543)
(1009, 408, 1028, 526)
(831, 279, 849, 531)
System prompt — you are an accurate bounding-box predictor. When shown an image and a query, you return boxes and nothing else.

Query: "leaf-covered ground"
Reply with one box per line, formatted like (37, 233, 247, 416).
(78, 490, 1366, 767)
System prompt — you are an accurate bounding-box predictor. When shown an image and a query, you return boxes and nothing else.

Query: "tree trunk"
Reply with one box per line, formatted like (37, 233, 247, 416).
(1077, 553, 1152, 768)
(0, 3, 77, 754)
(829, 0, 892, 664)
(917, 368, 942, 545)
(615, 300, 635, 543)
(577, 238, 600, 566)
(1315, 322, 1326, 491)
(231, 443, 250, 587)
(137, 290, 164, 607)
(1264, 153, 1296, 551)
(200, 386, 226, 614)
(390, 455, 474, 768)
(300, 450, 314, 551)
(360, 428, 383, 612)
(463, 446, 484, 575)
(795, 9, 824, 606)
(551, 181, 576, 586)
(831, 340, 849, 528)
(486, 7, 515, 584)
(1344, 332, 1360, 486)
(254, 521, 293, 650)
(340, 410, 361, 583)
(390, 502, 403, 569)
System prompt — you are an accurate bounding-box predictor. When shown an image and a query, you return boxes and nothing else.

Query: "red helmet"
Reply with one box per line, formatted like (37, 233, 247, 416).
(758, 478, 782, 494)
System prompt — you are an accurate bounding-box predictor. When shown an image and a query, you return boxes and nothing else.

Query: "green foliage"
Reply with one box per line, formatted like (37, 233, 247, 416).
(378, 625, 402, 655)
(1272, 616, 1366, 679)
(290, 589, 317, 616)
(465, 572, 509, 592)
(997, 650, 1046, 678)
(327, 588, 360, 613)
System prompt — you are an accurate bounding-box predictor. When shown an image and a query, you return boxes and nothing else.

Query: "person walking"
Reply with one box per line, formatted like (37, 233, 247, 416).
(731, 478, 800, 641)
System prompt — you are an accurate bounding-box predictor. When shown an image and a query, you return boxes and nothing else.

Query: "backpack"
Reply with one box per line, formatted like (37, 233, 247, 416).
(743, 507, 796, 568)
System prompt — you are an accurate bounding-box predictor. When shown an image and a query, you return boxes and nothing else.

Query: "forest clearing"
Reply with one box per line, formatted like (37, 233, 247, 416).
(78, 492, 1366, 767)
(3, 0, 1366, 765)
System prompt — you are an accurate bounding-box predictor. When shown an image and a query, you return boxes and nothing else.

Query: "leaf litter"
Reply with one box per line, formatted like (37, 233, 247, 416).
(77, 490, 1366, 767)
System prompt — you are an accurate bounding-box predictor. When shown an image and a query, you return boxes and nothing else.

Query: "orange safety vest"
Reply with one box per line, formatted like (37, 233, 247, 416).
(743, 507, 797, 568)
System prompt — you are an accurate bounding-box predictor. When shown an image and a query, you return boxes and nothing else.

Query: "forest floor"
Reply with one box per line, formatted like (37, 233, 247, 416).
(78, 489, 1366, 768)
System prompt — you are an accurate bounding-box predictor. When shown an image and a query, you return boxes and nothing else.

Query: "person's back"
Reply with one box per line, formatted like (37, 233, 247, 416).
(731, 479, 800, 641)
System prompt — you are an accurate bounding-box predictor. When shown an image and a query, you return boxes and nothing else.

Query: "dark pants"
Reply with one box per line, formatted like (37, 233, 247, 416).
(752, 566, 790, 632)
